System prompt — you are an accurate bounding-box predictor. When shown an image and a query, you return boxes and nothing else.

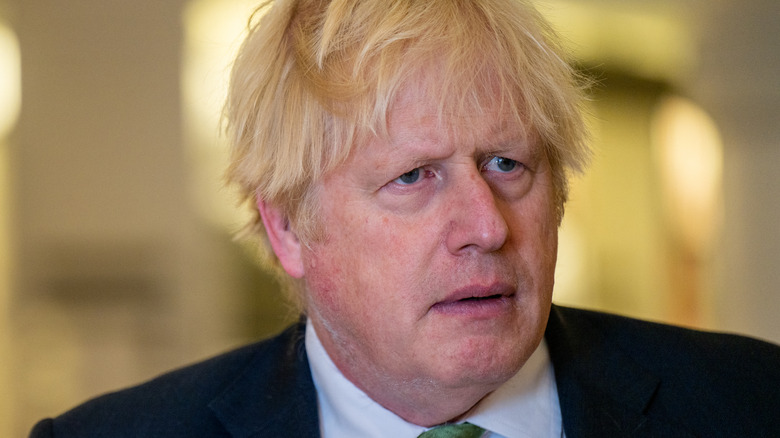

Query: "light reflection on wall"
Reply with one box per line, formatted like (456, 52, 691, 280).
(0, 18, 20, 438)
(0, 21, 20, 138)
(182, 0, 259, 230)
(555, 87, 724, 328)
(653, 96, 723, 256)
(652, 96, 723, 324)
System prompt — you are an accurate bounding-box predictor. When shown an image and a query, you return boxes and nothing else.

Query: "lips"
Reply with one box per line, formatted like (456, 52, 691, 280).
(430, 282, 516, 316)
(437, 282, 515, 304)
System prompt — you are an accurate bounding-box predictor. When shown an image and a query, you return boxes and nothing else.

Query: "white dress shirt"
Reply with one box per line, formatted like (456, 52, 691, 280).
(306, 321, 565, 437)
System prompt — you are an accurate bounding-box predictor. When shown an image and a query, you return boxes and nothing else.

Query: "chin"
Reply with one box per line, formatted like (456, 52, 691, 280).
(435, 339, 531, 389)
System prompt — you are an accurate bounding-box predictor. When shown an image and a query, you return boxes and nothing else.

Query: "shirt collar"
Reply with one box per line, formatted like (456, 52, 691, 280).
(306, 320, 562, 438)
(464, 341, 563, 438)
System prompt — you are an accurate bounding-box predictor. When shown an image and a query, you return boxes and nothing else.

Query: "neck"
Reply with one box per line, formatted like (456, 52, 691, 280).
(309, 318, 503, 427)
(357, 378, 495, 426)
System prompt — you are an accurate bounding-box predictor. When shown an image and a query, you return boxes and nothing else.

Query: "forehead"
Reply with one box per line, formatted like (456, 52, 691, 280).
(380, 81, 535, 154)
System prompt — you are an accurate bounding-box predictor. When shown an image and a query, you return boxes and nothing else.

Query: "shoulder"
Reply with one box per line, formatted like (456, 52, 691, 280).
(29, 322, 308, 438)
(547, 305, 780, 435)
(548, 304, 780, 367)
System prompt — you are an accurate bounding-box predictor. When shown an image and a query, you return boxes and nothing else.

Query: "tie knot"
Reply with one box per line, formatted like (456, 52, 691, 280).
(417, 422, 486, 438)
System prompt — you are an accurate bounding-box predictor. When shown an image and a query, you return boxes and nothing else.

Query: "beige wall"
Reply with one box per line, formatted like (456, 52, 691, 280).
(5, 0, 289, 435)
(690, 0, 780, 345)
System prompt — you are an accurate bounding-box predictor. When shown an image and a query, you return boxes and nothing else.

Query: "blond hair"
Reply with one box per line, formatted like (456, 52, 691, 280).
(225, 0, 590, 288)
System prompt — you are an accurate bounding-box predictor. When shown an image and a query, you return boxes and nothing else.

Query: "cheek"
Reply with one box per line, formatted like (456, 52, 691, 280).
(302, 251, 344, 315)
(301, 213, 363, 314)
(506, 191, 559, 282)
(302, 223, 388, 315)
(306, 186, 441, 311)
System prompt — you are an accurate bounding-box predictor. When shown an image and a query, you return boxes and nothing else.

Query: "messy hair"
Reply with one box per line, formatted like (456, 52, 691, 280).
(224, 0, 590, 289)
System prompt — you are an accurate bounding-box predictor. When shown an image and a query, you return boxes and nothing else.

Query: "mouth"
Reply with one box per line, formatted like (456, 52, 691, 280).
(430, 283, 515, 317)
(458, 294, 506, 302)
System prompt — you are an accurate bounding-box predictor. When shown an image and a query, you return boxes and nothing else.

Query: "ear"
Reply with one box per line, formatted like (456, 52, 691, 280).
(257, 198, 305, 278)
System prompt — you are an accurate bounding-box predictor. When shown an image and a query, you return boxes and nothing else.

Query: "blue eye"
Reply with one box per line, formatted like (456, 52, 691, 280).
(395, 168, 421, 185)
(485, 156, 519, 173)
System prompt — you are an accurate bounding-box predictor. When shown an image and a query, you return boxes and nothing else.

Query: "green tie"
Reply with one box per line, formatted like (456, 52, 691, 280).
(417, 422, 486, 438)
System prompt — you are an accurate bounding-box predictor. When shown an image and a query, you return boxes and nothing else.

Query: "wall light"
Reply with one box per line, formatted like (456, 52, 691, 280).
(652, 95, 723, 255)
(0, 21, 20, 138)
(182, 0, 260, 229)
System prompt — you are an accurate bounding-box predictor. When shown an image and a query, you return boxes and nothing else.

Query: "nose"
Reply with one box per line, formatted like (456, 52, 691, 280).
(444, 170, 509, 254)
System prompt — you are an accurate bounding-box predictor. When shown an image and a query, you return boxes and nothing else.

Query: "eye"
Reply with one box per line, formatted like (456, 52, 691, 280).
(484, 156, 521, 173)
(394, 168, 422, 185)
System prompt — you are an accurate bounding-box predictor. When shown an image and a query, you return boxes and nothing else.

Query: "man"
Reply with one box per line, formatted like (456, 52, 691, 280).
(31, 0, 780, 437)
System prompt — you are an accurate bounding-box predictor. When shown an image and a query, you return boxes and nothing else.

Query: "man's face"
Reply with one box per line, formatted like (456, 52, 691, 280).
(299, 86, 558, 410)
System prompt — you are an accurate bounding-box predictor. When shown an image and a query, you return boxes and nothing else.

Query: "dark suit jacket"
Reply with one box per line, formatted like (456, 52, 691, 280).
(30, 305, 780, 437)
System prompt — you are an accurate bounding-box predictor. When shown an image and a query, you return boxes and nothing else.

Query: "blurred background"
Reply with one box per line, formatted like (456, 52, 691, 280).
(1, 0, 778, 435)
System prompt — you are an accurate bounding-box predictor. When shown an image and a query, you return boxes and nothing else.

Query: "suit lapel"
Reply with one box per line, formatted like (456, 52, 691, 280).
(208, 322, 321, 438)
(546, 305, 694, 438)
